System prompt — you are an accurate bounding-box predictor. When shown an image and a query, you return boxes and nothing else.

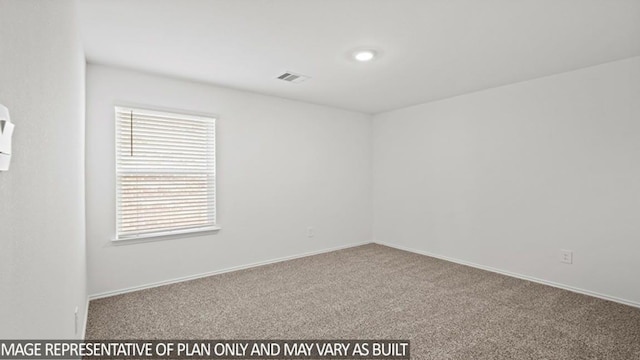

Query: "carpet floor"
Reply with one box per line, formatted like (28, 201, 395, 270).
(86, 244, 640, 359)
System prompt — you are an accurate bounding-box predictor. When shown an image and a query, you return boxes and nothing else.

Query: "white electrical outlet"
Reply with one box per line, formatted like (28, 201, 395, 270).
(74, 306, 79, 334)
(560, 249, 573, 264)
(307, 227, 315, 238)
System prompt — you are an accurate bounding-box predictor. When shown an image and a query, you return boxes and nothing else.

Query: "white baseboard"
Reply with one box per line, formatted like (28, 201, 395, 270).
(375, 241, 640, 309)
(88, 241, 372, 301)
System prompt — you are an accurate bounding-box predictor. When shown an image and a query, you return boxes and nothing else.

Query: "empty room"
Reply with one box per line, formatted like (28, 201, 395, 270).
(1, 0, 640, 359)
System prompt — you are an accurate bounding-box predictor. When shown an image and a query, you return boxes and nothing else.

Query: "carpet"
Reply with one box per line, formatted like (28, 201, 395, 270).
(86, 244, 640, 359)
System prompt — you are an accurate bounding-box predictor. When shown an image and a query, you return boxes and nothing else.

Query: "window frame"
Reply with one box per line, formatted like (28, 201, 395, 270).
(113, 105, 219, 242)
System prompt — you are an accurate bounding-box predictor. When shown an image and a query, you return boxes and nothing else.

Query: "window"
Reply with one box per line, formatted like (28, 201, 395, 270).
(115, 106, 217, 240)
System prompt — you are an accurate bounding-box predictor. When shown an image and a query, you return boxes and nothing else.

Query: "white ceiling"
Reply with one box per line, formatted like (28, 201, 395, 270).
(77, 0, 640, 114)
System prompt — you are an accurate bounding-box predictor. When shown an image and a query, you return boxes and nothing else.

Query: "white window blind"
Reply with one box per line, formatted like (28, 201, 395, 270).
(115, 106, 216, 240)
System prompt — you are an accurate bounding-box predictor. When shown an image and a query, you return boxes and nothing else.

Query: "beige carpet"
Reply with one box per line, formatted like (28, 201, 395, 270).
(86, 244, 640, 359)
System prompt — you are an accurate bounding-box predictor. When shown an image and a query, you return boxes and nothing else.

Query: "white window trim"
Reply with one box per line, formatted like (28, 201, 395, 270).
(111, 226, 222, 243)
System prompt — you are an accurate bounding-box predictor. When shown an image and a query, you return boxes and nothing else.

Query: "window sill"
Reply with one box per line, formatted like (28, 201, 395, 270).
(111, 226, 221, 245)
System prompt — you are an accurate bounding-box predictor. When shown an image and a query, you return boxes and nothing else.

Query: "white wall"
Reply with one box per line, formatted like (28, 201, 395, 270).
(373, 57, 640, 305)
(0, 0, 86, 338)
(86, 65, 372, 296)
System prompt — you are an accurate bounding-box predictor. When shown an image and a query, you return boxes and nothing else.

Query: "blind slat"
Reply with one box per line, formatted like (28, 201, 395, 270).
(115, 148, 211, 157)
(116, 131, 211, 139)
(118, 114, 208, 130)
(116, 110, 212, 124)
(117, 142, 212, 152)
(117, 158, 210, 164)
(120, 212, 211, 225)
(120, 207, 209, 217)
(119, 219, 211, 232)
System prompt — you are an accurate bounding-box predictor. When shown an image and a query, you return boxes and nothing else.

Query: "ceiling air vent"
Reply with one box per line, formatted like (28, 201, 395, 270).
(276, 71, 310, 83)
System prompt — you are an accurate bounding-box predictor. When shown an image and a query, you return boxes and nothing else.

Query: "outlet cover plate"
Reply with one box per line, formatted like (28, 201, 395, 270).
(560, 249, 573, 264)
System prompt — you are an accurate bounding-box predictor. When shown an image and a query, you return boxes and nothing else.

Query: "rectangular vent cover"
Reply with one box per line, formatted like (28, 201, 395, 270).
(276, 71, 310, 83)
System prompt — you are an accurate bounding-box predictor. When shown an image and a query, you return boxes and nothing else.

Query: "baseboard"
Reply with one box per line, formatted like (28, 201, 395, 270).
(89, 241, 373, 301)
(375, 241, 640, 309)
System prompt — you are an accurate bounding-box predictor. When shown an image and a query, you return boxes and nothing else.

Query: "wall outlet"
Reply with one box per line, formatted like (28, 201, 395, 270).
(307, 227, 315, 238)
(560, 249, 573, 264)
(74, 306, 79, 334)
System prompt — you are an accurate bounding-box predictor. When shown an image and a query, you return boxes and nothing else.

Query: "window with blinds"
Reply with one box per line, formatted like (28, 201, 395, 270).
(115, 106, 217, 240)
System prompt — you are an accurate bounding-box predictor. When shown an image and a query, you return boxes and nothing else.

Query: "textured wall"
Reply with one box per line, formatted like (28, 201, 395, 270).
(0, 0, 87, 338)
(373, 57, 640, 305)
(86, 65, 372, 296)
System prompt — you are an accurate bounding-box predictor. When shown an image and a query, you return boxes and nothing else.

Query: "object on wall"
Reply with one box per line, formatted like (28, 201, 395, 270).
(0, 104, 15, 171)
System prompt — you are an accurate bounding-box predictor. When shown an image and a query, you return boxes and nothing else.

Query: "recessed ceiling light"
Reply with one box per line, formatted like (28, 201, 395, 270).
(353, 50, 377, 62)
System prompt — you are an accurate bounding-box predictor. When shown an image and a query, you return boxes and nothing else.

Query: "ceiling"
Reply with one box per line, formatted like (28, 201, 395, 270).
(77, 0, 640, 114)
